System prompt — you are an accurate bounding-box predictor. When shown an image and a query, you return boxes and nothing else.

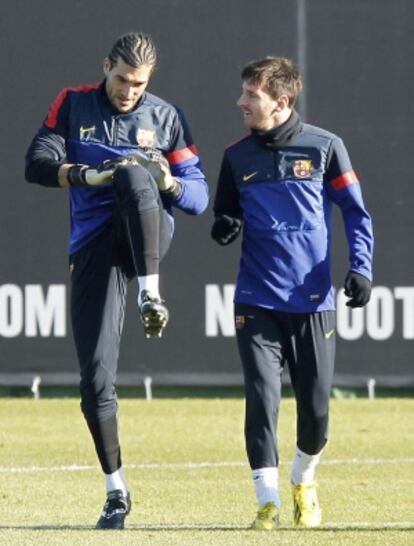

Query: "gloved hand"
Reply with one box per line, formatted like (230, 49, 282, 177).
(67, 163, 116, 187)
(344, 271, 372, 308)
(131, 147, 180, 194)
(96, 155, 141, 172)
(144, 161, 176, 191)
(211, 215, 242, 245)
(67, 155, 144, 187)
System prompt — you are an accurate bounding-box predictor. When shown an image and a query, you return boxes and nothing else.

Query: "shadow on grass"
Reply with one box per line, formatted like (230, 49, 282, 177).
(1, 523, 413, 532)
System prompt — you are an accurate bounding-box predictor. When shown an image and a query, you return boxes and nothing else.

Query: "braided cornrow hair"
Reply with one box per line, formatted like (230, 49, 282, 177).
(108, 32, 157, 69)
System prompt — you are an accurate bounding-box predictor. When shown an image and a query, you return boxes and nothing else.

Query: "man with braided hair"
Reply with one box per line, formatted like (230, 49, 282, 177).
(25, 32, 208, 529)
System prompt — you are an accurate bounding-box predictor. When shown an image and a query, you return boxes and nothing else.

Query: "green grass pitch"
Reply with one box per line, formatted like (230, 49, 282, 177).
(0, 396, 413, 545)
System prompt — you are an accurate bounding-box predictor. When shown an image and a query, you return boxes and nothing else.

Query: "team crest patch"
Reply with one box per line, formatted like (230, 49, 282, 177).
(136, 128, 156, 147)
(293, 159, 313, 178)
(235, 315, 245, 329)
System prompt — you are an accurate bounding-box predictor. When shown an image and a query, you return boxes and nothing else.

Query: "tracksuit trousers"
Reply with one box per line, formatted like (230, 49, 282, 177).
(234, 302, 336, 468)
(70, 165, 173, 473)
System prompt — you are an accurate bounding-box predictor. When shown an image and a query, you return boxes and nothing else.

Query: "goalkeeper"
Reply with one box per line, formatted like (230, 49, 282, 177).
(25, 31, 208, 529)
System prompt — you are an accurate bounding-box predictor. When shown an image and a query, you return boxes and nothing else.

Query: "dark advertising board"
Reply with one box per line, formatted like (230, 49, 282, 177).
(0, 0, 412, 386)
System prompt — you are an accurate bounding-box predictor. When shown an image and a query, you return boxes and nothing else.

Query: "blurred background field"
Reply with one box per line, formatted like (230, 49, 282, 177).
(0, 395, 412, 545)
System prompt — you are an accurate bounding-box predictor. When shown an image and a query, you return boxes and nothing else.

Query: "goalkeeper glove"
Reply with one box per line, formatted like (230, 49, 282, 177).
(67, 156, 141, 187)
(67, 163, 115, 187)
(129, 147, 182, 197)
(211, 215, 242, 245)
(344, 271, 372, 308)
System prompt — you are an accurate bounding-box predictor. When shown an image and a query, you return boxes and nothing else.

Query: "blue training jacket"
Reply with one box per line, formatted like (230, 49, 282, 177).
(25, 82, 209, 255)
(213, 122, 374, 313)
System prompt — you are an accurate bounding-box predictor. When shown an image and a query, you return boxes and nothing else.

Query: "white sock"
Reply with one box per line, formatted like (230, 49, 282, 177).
(291, 447, 322, 485)
(105, 466, 128, 496)
(137, 274, 159, 304)
(252, 467, 281, 508)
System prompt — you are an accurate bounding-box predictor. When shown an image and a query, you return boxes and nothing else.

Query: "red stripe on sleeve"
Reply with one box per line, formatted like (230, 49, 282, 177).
(330, 170, 359, 190)
(166, 144, 198, 165)
(44, 84, 100, 129)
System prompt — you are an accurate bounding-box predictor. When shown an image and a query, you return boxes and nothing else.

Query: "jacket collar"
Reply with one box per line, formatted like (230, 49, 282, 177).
(251, 110, 302, 150)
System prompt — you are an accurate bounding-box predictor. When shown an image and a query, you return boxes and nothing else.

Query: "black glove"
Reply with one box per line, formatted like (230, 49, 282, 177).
(211, 215, 242, 245)
(344, 271, 372, 308)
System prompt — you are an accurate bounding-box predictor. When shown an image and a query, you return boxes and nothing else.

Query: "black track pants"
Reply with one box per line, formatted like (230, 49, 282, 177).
(70, 166, 173, 474)
(235, 303, 335, 470)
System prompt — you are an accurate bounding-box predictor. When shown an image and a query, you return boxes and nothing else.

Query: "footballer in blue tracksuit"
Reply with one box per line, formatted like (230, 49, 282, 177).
(25, 32, 208, 529)
(211, 57, 373, 529)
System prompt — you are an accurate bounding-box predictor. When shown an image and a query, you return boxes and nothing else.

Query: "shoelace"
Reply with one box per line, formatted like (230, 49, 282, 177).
(104, 496, 128, 514)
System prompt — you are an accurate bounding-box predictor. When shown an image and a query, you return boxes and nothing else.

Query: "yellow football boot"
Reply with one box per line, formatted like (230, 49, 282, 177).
(292, 482, 322, 527)
(251, 502, 280, 530)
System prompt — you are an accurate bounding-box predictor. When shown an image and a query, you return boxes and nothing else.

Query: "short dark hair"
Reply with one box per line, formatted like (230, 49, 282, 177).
(241, 56, 302, 106)
(108, 32, 157, 69)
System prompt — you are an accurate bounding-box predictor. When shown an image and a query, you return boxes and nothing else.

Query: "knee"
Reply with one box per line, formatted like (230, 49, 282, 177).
(79, 369, 116, 420)
(113, 165, 158, 212)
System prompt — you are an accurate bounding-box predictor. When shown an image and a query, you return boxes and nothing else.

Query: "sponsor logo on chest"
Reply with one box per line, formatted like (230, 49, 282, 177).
(79, 125, 96, 141)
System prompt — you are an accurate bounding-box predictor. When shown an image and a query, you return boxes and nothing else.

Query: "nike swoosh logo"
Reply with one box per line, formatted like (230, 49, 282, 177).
(325, 329, 335, 339)
(243, 171, 258, 182)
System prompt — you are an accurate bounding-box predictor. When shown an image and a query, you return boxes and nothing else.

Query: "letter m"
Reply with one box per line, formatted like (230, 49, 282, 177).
(25, 284, 66, 337)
